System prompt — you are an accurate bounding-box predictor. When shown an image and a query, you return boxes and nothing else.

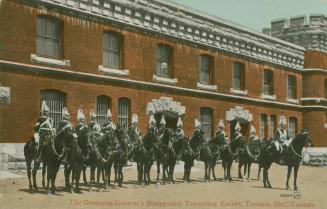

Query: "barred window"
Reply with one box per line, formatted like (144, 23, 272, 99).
(288, 117, 297, 139)
(199, 55, 213, 85)
(156, 45, 172, 78)
(40, 90, 66, 129)
(269, 115, 277, 139)
(200, 108, 213, 141)
(233, 62, 245, 90)
(287, 75, 297, 99)
(103, 32, 122, 69)
(263, 70, 274, 95)
(37, 16, 61, 58)
(260, 114, 268, 140)
(96, 96, 111, 125)
(118, 98, 130, 130)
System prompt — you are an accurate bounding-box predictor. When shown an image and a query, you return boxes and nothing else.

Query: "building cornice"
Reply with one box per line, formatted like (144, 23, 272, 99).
(36, 0, 305, 71)
(2, 59, 327, 111)
(302, 68, 327, 75)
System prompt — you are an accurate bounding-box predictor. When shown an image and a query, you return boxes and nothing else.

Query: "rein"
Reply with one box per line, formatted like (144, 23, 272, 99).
(290, 143, 303, 159)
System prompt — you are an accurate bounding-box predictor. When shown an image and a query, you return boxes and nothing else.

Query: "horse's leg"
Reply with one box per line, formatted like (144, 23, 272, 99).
(263, 167, 267, 188)
(83, 166, 88, 184)
(183, 163, 187, 181)
(247, 163, 251, 181)
(32, 161, 40, 191)
(75, 165, 82, 193)
(42, 163, 46, 189)
(211, 163, 217, 181)
(118, 163, 123, 187)
(286, 166, 292, 190)
(257, 165, 262, 180)
(238, 160, 243, 179)
(101, 166, 108, 189)
(46, 165, 51, 195)
(96, 166, 101, 191)
(227, 160, 233, 182)
(266, 167, 272, 188)
(114, 161, 118, 183)
(294, 164, 299, 191)
(156, 161, 160, 185)
(208, 162, 211, 182)
(70, 166, 75, 193)
(26, 159, 33, 191)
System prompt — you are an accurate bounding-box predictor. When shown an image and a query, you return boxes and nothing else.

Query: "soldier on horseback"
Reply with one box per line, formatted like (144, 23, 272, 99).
(75, 109, 88, 137)
(232, 122, 243, 142)
(175, 117, 185, 139)
(88, 109, 97, 132)
(249, 126, 259, 142)
(59, 107, 75, 164)
(157, 115, 167, 144)
(101, 109, 116, 133)
(192, 118, 204, 160)
(275, 116, 290, 154)
(35, 101, 55, 162)
(128, 114, 142, 143)
(213, 119, 228, 145)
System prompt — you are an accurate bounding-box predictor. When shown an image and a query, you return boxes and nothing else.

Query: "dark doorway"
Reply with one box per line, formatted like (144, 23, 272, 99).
(230, 119, 250, 140)
(154, 112, 178, 132)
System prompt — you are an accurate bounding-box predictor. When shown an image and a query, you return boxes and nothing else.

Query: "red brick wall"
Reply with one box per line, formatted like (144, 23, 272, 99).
(303, 111, 327, 147)
(0, 0, 302, 104)
(304, 50, 327, 70)
(0, 69, 303, 143)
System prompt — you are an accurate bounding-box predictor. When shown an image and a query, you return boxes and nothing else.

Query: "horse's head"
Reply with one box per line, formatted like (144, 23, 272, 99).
(294, 129, 312, 148)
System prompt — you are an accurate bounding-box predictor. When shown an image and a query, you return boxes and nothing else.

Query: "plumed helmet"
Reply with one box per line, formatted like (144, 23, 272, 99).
(279, 116, 287, 126)
(77, 108, 86, 122)
(149, 115, 156, 126)
(160, 115, 166, 125)
(194, 118, 201, 128)
(218, 119, 225, 129)
(107, 109, 112, 118)
(90, 109, 97, 121)
(41, 101, 50, 114)
(62, 107, 70, 120)
(132, 114, 138, 124)
(250, 125, 256, 134)
(235, 122, 241, 131)
(177, 117, 183, 128)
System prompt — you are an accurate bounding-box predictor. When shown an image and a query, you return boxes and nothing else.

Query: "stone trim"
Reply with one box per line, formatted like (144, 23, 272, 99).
(261, 94, 277, 101)
(146, 96, 185, 116)
(302, 68, 327, 75)
(286, 98, 300, 104)
(38, 0, 305, 70)
(196, 82, 217, 91)
(230, 88, 248, 96)
(153, 75, 178, 85)
(226, 106, 253, 122)
(98, 65, 129, 77)
(301, 97, 327, 103)
(30, 54, 70, 67)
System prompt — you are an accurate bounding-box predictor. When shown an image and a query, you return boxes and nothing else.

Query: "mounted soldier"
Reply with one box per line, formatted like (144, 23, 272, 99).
(59, 107, 75, 164)
(75, 108, 88, 137)
(275, 116, 290, 154)
(101, 109, 116, 133)
(175, 117, 185, 139)
(249, 126, 259, 142)
(213, 119, 228, 146)
(88, 109, 97, 132)
(191, 118, 204, 160)
(128, 114, 142, 144)
(35, 101, 55, 162)
(156, 115, 167, 144)
(232, 122, 243, 142)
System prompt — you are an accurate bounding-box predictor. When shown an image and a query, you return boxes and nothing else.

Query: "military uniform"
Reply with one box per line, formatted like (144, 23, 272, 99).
(213, 129, 227, 145)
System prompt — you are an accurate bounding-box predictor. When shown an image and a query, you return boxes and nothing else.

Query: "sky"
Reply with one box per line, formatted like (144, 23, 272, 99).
(170, 0, 327, 32)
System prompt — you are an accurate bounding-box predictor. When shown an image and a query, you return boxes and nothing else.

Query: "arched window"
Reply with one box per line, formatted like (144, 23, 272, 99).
(96, 96, 111, 125)
(287, 75, 297, 99)
(118, 98, 130, 130)
(199, 54, 214, 85)
(269, 115, 277, 139)
(232, 62, 245, 90)
(260, 113, 268, 140)
(40, 89, 66, 128)
(103, 32, 122, 69)
(263, 70, 274, 96)
(37, 16, 62, 59)
(288, 117, 298, 138)
(200, 107, 213, 141)
(156, 44, 173, 78)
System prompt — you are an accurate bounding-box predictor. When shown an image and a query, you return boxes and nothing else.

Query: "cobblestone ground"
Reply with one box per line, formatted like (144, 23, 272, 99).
(0, 162, 325, 209)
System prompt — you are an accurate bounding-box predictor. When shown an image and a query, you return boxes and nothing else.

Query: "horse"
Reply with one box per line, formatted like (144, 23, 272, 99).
(43, 125, 73, 194)
(180, 129, 203, 183)
(237, 138, 262, 181)
(220, 136, 243, 182)
(259, 130, 311, 190)
(207, 135, 226, 181)
(91, 131, 118, 191)
(140, 127, 156, 185)
(24, 136, 47, 191)
(112, 126, 132, 187)
(64, 127, 91, 193)
(153, 128, 170, 185)
(198, 139, 216, 182)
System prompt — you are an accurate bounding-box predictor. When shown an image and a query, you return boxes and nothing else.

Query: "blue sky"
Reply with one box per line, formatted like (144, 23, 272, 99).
(170, 0, 327, 31)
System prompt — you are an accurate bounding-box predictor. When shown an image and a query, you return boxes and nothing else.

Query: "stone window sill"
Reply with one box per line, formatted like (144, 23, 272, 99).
(153, 75, 177, 85)
(31, 54, 70, 67)
(197, 82, 217, 91)
(286, 98, 299, 104)
(98, 65, 129, 77)
(230, 88, 248, 96)
(261, 94, 276, 101)
(324, 124, 327, 129)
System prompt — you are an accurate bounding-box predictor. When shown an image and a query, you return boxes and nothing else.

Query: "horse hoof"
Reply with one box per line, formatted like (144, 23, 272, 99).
(286, 186, 290, 190)
(268, 185, 272, 189)
(294, 187, 298, 191)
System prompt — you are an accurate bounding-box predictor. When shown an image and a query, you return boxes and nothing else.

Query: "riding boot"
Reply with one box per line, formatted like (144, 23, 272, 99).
(36, 145, 43, 163)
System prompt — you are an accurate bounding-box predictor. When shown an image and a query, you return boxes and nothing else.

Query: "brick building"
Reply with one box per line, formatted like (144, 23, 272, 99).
(0, 0, 326, 162)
